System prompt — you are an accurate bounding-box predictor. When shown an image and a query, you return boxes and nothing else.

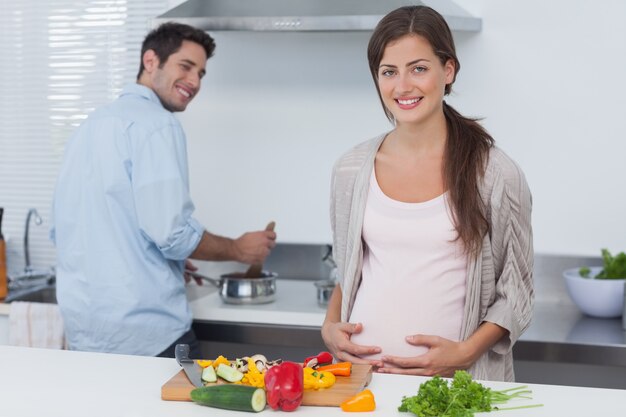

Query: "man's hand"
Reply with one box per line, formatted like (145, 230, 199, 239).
(183, 259, 203, 285)
(232, 229, 277, 265)
(190, 228, 277, 263)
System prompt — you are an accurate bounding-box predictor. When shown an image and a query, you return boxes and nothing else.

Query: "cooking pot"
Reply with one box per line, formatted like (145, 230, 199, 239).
(314, 279, 336, 307)
(185, 269, 277, 304)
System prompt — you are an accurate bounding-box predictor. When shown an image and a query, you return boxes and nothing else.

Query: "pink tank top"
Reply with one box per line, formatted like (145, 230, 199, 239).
(349, 169, 467, 359)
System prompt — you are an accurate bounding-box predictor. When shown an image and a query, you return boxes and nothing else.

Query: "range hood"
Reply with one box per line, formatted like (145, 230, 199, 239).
(154, 0, 481, 32)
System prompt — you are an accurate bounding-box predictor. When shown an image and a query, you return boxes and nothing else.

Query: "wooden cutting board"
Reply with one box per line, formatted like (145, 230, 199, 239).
(161, 363, 373, 407)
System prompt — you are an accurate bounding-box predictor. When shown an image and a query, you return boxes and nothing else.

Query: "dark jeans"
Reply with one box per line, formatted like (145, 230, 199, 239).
(157, 328, 202, 358)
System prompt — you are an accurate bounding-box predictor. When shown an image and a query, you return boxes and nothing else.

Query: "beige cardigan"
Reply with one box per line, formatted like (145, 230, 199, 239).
(330, 133, 534, 381)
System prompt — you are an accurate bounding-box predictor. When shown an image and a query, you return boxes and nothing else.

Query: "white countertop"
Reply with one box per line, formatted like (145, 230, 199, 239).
(1, 345, 625, 417)
(187, 279, 327, 327)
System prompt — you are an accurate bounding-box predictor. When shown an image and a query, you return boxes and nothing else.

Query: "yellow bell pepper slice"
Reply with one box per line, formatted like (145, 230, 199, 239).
(196, 359, 213, 368)
(241, 358, 265, 388)
(303, 366, 336, 390)
(211, 355, 230, 368)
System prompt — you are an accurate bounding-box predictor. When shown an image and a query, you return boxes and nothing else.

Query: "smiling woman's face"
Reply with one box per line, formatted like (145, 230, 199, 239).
(376, 34, 455, 126)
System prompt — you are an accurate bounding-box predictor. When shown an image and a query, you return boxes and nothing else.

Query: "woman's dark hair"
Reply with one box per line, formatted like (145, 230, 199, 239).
(137, 22, 216, 80)
(367, 6, 494, 257)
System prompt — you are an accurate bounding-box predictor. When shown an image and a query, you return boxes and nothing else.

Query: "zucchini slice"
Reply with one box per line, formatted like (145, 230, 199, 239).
(216, 363, 244, 382)
(201, 365, 217, 383)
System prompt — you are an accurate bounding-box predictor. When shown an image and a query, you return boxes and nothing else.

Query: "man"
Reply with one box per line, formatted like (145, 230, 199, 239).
(51, 23, 276, 358)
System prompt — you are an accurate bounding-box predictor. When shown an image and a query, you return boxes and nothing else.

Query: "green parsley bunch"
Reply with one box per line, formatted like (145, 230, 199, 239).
(398, 370, 542, 417)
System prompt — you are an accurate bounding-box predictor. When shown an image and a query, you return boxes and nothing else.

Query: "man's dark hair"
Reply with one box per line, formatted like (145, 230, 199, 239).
(137, 22, 216, 80)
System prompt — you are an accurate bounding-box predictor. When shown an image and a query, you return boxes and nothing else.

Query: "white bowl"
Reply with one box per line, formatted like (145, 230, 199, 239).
(563, 267, 626, 318)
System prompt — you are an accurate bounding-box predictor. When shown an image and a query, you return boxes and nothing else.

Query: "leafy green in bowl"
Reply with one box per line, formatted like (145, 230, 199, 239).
(579, 249, 626, 279)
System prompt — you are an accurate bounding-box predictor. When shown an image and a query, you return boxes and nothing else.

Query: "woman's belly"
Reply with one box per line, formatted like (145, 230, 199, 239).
(348, 272, 466, 360)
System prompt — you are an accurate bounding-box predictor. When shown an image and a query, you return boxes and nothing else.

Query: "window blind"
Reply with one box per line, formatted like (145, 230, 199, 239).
(0, 0, 170, 277)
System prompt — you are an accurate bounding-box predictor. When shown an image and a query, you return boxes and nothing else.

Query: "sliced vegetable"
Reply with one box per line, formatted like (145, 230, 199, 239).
(264, 361, 304, 411)
(212, 355, 230, 369)
(303, 367, 336, 390)
(241, 357, 265, 388)
(251, 354, 269, 372)
(234, 357, 249, 373)
(266, 358, 283, 368)
(340, 389, 376, 412)
(191, 384, 266, 413)
(216, 363, 244, 382)
(304, 351, 334, 368)
(201, 365, 217, 383)
(196, 359, 213, 368)
(317, 361, 352, 376)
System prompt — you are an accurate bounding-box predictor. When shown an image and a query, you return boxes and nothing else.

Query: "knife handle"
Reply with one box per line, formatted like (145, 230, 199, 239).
(175, 344, 193, 365)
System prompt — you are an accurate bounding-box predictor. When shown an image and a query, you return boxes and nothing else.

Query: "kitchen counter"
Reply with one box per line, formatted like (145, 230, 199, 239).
(187, 279, 326, 327)
(3, 278, 625, 387)
(3, 278, 626, 368)
(1, 345, 625, 417)
(187, 279, 626, 368)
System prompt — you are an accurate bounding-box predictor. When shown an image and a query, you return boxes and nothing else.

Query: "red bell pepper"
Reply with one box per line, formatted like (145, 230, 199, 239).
(303, 351, 334, 368)
(264, 361, 304, 412)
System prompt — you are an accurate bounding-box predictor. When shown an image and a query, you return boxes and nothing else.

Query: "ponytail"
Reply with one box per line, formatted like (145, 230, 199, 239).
(442, 101, 494, 257)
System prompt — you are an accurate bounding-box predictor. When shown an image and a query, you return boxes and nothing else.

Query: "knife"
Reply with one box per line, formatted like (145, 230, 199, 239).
(175, 344, 203, 388)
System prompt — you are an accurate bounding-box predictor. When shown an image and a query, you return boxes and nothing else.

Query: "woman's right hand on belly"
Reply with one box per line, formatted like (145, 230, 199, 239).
(321, 321, 383, 366)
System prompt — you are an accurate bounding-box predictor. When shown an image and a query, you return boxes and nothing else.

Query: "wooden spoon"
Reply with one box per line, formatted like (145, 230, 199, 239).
(244, 221, 276, 278)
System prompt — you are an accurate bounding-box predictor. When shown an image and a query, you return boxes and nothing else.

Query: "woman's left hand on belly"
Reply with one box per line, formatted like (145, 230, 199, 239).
(377, 334, 473, 377)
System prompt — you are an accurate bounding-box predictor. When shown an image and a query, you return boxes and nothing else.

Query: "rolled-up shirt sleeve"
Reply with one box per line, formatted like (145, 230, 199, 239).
(131, 122, 204, 260)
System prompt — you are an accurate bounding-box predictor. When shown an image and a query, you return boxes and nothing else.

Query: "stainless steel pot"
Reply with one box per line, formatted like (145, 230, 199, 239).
(314, 279, 336, 307)
(186, 269, 277, 304)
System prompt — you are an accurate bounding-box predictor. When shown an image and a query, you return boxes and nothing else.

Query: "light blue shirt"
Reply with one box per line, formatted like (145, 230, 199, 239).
(51, 84, 205, 355)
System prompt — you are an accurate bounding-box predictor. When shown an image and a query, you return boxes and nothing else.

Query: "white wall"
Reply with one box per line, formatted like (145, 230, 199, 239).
(179, 31, 384, 245)
(179, 0, 626, 257)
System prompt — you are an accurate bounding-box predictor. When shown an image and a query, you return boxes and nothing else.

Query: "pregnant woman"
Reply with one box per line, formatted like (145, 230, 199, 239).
(321, 5, 533, 382)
